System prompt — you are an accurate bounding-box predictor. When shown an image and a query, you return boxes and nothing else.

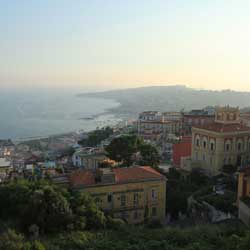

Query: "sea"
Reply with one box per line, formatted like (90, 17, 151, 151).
(0, 88, 121, 140)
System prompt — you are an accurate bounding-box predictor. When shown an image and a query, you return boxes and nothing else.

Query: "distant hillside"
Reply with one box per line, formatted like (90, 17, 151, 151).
(78, 85, 250, 118)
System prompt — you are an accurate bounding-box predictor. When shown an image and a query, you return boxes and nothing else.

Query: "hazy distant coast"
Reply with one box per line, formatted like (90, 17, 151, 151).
(78, 85, 250, 118)
(0, 91, 121, 140)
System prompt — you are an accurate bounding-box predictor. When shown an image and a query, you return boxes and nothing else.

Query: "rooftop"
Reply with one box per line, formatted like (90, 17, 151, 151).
(184, 109, 215, 117)
(0, 158, 11, 168)
(70, 166, 165, 187)
(193, 122, 250, 133)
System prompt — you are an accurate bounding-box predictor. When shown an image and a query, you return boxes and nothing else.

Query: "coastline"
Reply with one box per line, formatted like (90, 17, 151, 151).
(14, 111, 124, 144)
(0, 95, 123, 142)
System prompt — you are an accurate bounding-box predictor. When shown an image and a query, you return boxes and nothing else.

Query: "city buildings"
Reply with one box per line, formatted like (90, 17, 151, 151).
(69, 166, 167, 224)
(240, 112, 250, 127)
(191, 106, 250, 175)
(182, 108, 215, 135)
(173, 136, 192, 168)
(137, 111, 182, 143)
(72, 147, 107, 169)
(163, 112, 182, 121)
(0, 157, 12, 182)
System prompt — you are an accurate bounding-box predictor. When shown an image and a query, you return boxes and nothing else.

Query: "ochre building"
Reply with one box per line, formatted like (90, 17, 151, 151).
(70, 166, 167, 224)
(191, 106, 250, 175)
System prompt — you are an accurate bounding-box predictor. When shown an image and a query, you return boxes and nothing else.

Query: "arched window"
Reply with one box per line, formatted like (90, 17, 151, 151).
(225, 140, 231, 152)
(210, 139, 215, 151)
(195, 152, 199, 160)
(203, 137, 208, 149)
(202, 154, 206, 161)
(237, 139, 243, 152)
(195, 135, 200, 147)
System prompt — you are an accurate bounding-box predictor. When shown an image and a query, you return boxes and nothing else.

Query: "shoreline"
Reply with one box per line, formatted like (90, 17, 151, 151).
(1, 96, 124, 143)
(14, 112, 124, 144)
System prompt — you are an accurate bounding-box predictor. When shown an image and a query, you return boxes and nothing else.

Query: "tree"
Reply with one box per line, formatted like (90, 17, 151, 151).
(24, 185, 72, 233)
(0, 229, 24, 250)
(70, 192, 106, 230)
(78, 127, 113, 147)
(105, 135, 142, 167)
(138, 144, 160, 168)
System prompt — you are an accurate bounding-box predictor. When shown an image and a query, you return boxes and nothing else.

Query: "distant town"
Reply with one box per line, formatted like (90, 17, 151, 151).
(1, 105, 250, 228)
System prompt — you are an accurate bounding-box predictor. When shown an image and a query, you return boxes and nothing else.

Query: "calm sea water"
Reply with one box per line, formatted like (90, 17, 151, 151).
(0, 89, 121, 140)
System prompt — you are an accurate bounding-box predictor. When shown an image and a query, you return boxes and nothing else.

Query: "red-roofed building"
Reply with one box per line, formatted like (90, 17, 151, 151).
(69, 166, 166, 224)
(191, 106, 250, 176)
(173, 136, 192, 168)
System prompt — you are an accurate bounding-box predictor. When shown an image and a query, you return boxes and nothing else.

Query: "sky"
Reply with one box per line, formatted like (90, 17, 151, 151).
(1, 0, 250, 92)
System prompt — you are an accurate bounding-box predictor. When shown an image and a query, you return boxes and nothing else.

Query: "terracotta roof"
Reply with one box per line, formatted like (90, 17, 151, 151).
(193, 122, 250, 133)
(70, 170, 96, 186)
(114, 166, 163, 183)
(70, 166, 164, 187)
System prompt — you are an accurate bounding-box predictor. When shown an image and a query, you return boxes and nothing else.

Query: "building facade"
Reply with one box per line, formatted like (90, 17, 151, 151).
(137, 111, 182, 143)
(72, 148, 107, 169)
(183, 109, 215, 135)
(237, 167, 250, 226)
(173, 136, 192, 168)
(191, 107, 250, 175)
(70, 166, 167, 224)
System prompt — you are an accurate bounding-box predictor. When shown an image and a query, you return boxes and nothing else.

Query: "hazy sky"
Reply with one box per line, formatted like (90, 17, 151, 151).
(1, 0, 250, 91)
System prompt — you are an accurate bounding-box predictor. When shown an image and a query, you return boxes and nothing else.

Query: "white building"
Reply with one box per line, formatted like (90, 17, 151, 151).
(72, 148, 107, 170)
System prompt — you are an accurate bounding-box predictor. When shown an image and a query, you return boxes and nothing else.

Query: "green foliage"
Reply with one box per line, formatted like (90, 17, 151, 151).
(166, 169, 214, 218)
(23, 185, 72, 233)
(105, 135, 160, 168)
(70, 192, 106, 230)
(106, 216, 126, 230)
(0, 229, 25, 250)
(0, 180, 107, 235)
(197, 191, 237, 213)
(105, 135, 142, 167)
(78, 126, 113, 147)
(138, 143, 160, 167)
(43, 231, 91, 250)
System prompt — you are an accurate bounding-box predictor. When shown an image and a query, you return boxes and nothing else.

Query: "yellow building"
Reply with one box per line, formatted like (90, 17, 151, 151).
(191, 106, 250, 176)
(237, 167, 250, 226)
(70, 166, 167, 224)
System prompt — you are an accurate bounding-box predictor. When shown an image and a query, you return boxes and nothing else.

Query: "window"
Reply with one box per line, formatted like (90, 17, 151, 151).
(238, 143, 242, 151)
(133, 211, 138, 219)
(195, 152, 199, 161)
(203, 141, 207, 148)
(210, 143, 214, 151)
(196, 139, 200, 147)
(134, 193, 139, 206)
(225, 144, 230, 152)
(121, 194, 126, 206)
(152, 189, 157, 200)
(152, 207, 157, 217)
(107, 193, 112, 203)
(202, 154, 206, 161)
(224, 158, 227, 165)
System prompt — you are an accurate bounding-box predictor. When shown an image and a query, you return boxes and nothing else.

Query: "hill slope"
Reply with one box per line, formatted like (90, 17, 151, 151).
(78, 85, 250, 118)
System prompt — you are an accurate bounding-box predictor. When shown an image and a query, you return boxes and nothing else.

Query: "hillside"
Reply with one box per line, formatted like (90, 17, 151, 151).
(78, 85, 250, 119)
